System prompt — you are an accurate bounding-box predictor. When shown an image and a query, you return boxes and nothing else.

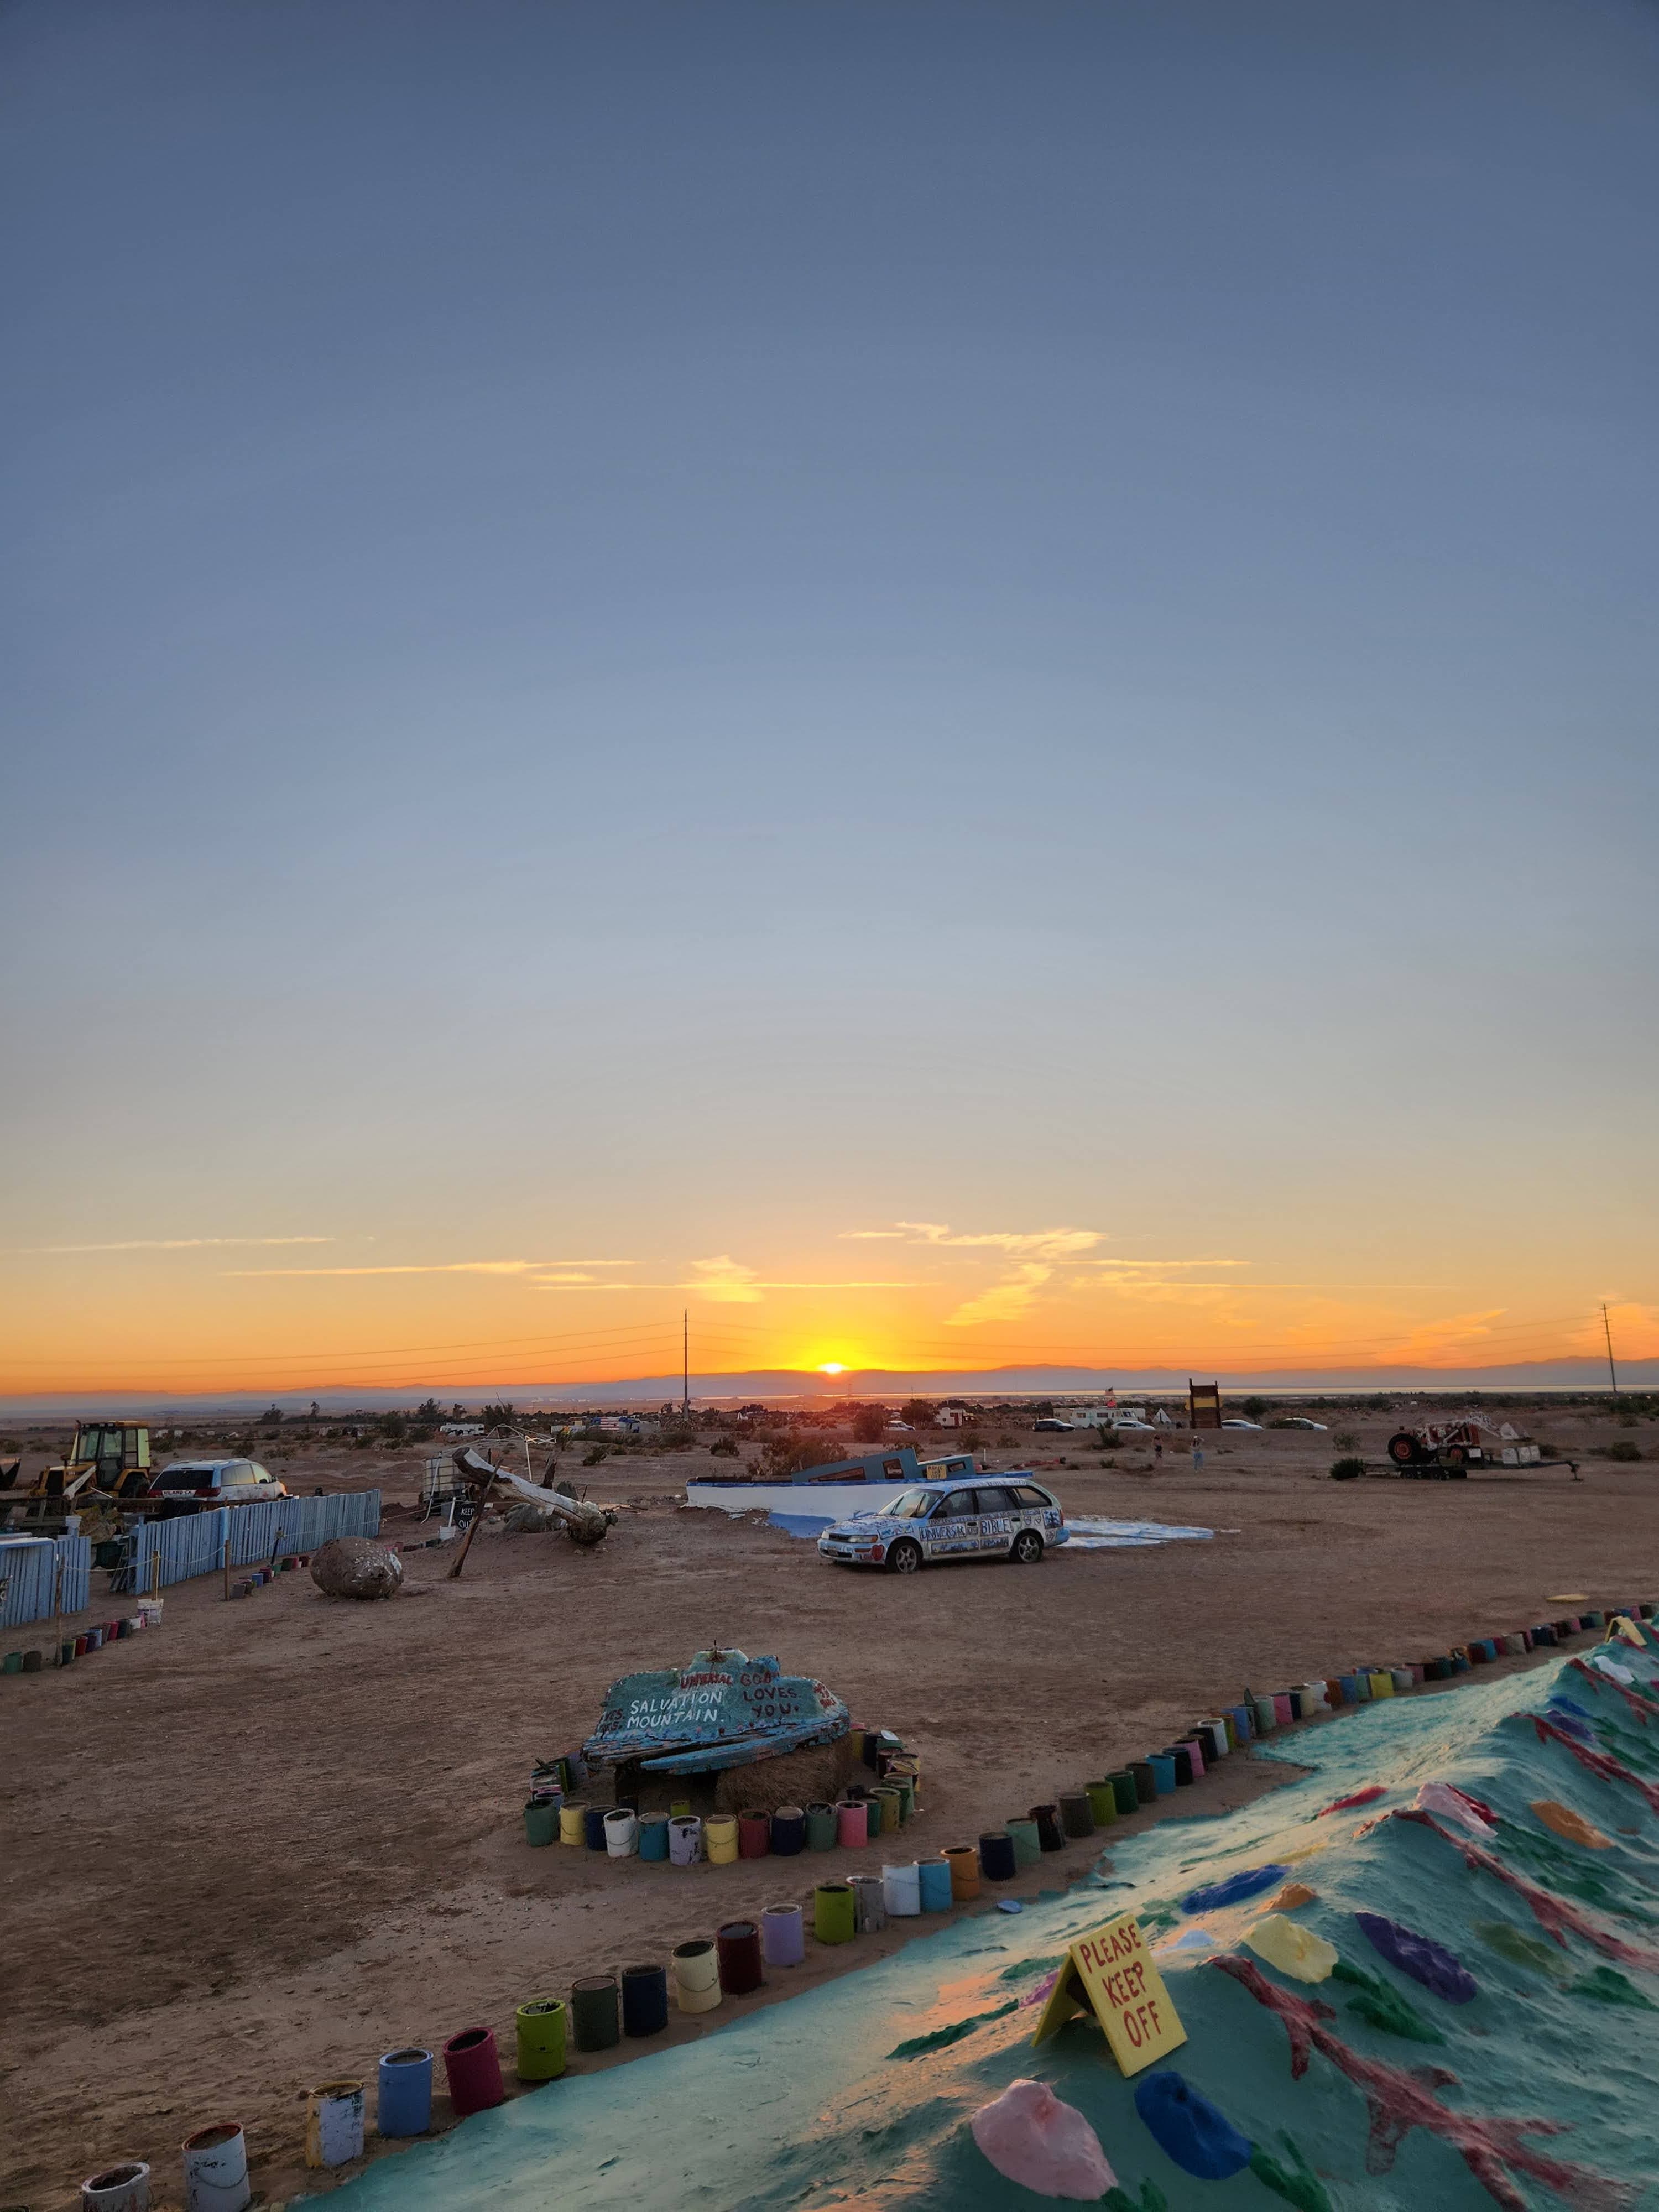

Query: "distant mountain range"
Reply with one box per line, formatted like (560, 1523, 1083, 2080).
(2, 1356, 1651, 1419)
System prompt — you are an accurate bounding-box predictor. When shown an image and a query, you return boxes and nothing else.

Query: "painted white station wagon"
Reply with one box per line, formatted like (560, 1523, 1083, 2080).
(817, 1477, 1067, 1574)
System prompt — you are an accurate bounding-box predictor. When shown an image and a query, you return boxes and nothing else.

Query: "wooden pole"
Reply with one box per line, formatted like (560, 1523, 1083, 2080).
(447, 1466, 497, 1580)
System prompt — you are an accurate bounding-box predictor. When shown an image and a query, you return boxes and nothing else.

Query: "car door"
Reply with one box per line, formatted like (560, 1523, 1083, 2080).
(972, 1484, 1019, 1551)
(926, 1488, 982, 1558)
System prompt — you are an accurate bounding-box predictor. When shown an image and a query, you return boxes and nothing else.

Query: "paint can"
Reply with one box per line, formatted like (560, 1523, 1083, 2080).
(945, 1844, 980, 1900)
(604, 1809, 639, 1858)
(916, 1856, 954, 1911)
(1085, 1782, 1117, 1827)
(1058, 1792, 1096, 1836)
(304, 2081, 365, 2169)
(571, 1974, 622, 2048)
(763, 1901, 807, 1964)
(874, 1787, 901, 1834)
(80, 2161, 150, 2211)
(738, 1811, 770, 1859)
(672, 1940, 723, 2012)
(583, 1805, 609, 1851)
(813, 1881, 857, 1944)
(375, 2047, 432, 2136)
(524, 1799, 559, 1848)
(1145, 1755, 1175, 1796)
(848, 1874, 887, 1933)
(1299, 1684, 1329, 1716)
(1252, 1697, 1276, 1734)
(718, 1919, 766, 1991)
(1005, 1817, 1042, 1867)
(705, 1814, 739, 1865)
(3, 1652, 20, 1674)
(770, 1804, 806, 1855)
(881, 1860, 921, 1916)
(1030, 1803, 1066, 1849)
(1108, 1773, 1139, 1818)
(638, 1813, 670, 1861)
(862, 1798, 884, 1843)
(804, 1803, 838, 1850)
(181, 2123, 249, 2212)
(1272, 1693, 1293, 1726)
(978, 1832, 1017, 1882)
(1161, 1747, 1192, 1787)
(836, 1801, 869, 1848)
(22, 1648, 42, 1673)
(138, 1598, 163, 1627)
(1182, 1736, 1207, 1778)
(621, 1965, 669, 2038)
(515, 2000, 567, 2079)
(669, 1815, 703, 1865)
(559, 1801, 588, 1846)
(442, 2026, 505, 2115)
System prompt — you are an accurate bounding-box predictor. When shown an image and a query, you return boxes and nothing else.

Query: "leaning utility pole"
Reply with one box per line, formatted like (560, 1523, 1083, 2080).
(682, 1308, 691, 1418)
(1603, 1302, 1620, 1395)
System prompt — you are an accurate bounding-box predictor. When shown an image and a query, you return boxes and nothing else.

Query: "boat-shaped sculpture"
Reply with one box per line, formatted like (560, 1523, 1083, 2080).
(583, 1646, 848, 1773)
(685, 1445, 981, 1523)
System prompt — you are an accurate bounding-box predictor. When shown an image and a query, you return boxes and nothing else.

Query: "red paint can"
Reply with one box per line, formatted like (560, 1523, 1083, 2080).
(717, 1919, 764, 1995)
(442, 2026, 504, 2116)
(737, 1812, 770, 1859)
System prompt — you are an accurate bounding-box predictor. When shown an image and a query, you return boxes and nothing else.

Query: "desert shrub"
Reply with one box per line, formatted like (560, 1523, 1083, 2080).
(1097, 1430, 1120, 1450)
(997, 1432, 1019, 1448)
(1333, 1430, 1360, 1451)
(1242, 1397, 1268, 1421)
(581, 1446, 608, 1466)
(1604, 1441, 1642, 1463)
(849, 1404, 890, 1444)
(709, 1437, 740, 1458)
(1330, 1456, 1367, 1480)
(762, 1433, 834, 1479)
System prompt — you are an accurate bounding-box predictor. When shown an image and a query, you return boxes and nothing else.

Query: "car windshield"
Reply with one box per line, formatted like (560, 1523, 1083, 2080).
(881, 1489, 933, 1519)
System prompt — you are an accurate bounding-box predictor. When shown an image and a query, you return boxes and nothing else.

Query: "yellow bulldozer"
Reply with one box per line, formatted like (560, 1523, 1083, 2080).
(2, 1419, 155, 1537)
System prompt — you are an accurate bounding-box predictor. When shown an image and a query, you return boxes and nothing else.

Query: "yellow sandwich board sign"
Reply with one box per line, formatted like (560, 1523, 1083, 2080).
(1031, 1912, 1187, 2075)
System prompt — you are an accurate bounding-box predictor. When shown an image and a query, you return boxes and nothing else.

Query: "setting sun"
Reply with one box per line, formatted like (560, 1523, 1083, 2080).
(818, 1361, 846, 1375)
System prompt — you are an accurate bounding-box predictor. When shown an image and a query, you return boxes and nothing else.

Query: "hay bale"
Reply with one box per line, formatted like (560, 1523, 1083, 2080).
(713, 1735, 860, 1815)
(309, 1536, 405, 1599)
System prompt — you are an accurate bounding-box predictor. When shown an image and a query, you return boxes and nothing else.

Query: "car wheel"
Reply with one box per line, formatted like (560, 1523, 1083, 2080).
(886, 1539, 923, 1575)
(1010, 1530, 1045, 1564)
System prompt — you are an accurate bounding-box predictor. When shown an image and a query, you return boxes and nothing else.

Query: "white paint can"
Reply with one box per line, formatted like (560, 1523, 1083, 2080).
(80, 2160, 151, 2211)
(182, 2122, 249, 2212)
(305, 2079, 366, 2169)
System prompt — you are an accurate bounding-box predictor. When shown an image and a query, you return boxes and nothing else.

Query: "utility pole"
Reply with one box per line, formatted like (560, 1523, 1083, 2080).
(1603, 1302, 1619, 1395)
(682, 1308, 690, 1419)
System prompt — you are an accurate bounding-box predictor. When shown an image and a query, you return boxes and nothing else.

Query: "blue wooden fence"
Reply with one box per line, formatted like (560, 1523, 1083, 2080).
(132, 1490, 382, 1592)
(0, 1533, 91, 1630)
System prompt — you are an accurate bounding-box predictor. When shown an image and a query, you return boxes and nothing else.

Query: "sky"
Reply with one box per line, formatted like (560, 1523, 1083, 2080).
(3, 0, 1656, 1399)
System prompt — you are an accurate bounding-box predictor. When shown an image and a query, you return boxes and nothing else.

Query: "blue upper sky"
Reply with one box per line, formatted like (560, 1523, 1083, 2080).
(2, 0, 1655, 1391)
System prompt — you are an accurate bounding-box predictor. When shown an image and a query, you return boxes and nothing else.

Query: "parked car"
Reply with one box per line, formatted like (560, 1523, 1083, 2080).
(1281, 1417, 1327, 1431)
(817, 1478, 1067, 1573)
(1220, 1418, 1263, 1431)
(147, 1459, 288, 1506)
(1032, 1418, 1074, 1432)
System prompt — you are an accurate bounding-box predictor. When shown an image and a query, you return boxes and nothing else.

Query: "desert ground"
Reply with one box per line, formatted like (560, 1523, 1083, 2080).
(3, 1397, 1655, 2206)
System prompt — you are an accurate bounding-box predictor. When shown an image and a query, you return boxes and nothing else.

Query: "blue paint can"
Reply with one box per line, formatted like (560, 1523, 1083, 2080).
(917, 1858, 954, 1911)
(377, 2046, 433, 2137)
(1148, 1754, 1177, 1796)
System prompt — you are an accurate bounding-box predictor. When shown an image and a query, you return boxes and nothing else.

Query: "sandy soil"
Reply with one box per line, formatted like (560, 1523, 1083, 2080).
(3, 1405, 1655, 2207)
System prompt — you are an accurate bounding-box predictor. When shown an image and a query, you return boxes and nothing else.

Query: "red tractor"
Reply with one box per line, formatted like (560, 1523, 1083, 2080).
(1385, 1415, 1536, 1478)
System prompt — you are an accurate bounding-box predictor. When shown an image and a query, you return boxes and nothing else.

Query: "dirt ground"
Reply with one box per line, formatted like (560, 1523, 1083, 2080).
(3, 1402, 1655, 2208)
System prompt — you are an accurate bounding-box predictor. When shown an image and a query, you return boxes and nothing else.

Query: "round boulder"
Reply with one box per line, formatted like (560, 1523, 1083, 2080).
(309, 1536, 405, 1599)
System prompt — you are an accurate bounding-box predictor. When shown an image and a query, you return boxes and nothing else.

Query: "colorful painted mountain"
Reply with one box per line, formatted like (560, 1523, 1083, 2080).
(583, 1645, 848, 1773)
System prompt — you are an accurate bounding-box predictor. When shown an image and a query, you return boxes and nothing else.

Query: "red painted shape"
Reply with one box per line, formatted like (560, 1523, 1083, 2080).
(1210, 1954, 1636, 2211)
(1317, 1785, 1387, 1817)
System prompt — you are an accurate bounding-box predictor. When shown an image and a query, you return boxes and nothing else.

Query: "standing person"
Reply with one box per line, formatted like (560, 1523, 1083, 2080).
(1154, 1437, 1164, 1469)
(1191, 1438, 1204, 1472)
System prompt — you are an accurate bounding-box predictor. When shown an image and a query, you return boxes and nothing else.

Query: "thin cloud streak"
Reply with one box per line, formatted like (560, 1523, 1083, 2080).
(30, 1236, 336, 1254)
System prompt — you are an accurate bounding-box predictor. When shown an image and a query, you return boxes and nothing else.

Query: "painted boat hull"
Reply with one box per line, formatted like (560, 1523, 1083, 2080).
(685, 1480, 907, 1520)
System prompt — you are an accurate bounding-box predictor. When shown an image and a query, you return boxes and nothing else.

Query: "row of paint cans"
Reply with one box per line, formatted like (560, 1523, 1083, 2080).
(11, 1608, 160, 1677)
(533, 1786, 917, 1864)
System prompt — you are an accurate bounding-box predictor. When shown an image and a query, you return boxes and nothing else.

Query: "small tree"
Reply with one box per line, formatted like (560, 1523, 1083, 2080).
(849, 1404, 889, 1445)
(1242, 1397, 1267, 1422)
(379, 1410, 408, 1444)
(481, 1402, 515, 1433)
(762, 1433, 833, 1479)
(900, 1398, 936, 1429)
(415, 1398, 443, 1425)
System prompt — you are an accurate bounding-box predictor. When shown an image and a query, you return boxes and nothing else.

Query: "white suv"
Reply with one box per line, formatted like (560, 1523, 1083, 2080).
(149, 1459, 288, 1505)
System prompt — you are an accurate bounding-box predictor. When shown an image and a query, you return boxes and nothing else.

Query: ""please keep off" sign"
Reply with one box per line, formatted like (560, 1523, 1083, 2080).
(1031, 1912, 1187, 2075)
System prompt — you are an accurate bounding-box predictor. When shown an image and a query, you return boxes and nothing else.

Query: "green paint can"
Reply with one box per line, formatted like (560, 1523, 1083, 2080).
(1109, 1771, 1139, 1817)
(1005, 1818, 1042, 1869)
(1086, 1781, 1118, 1827)
(515, 1997, 567, 2080)
(805, 1803, 839, 1850)
(523, 1798, 559, 1848)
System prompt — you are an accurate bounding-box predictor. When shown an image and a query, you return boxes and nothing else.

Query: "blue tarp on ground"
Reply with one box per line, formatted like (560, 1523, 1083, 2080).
(324, 1634, 1659, 2209)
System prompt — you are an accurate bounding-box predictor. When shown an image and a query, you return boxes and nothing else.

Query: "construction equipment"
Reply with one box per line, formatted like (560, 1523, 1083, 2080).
(1385, 1414, 1540, 1478)
(6, 1420, 154, 1531)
